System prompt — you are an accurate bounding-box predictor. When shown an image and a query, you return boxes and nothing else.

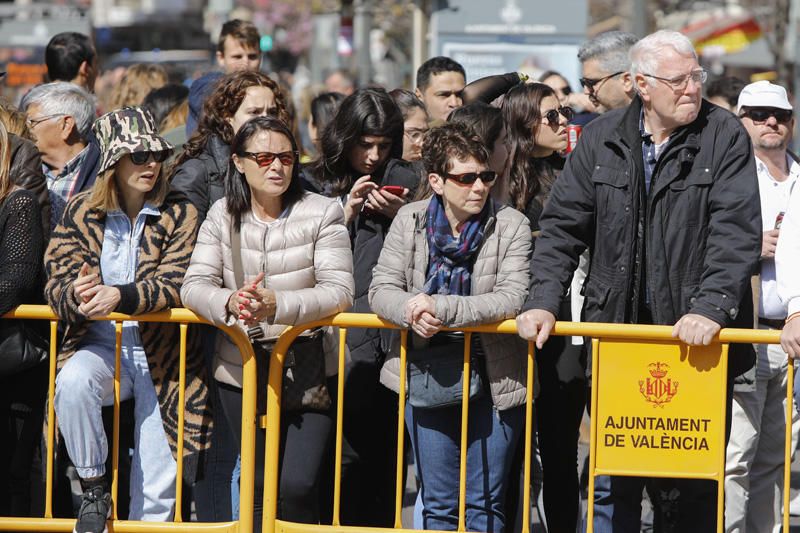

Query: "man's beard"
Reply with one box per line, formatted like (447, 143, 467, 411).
(756, 136, 789, 151)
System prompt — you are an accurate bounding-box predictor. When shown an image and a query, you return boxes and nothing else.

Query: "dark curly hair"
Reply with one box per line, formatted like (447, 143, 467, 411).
(310, 88, 403, 196)
(502, 82, 558, 211)
(226, 117, 304, 230)
(177, 71, 290, 165)
(422, 122, 488, 176)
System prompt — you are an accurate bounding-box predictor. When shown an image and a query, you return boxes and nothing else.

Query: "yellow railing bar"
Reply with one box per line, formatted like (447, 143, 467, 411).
(175, 322, 189, 522)
(715, 344, 730, 533)
(785, 361, 795, 530)
(394, 330, 408, 529)
(112, 321, 123, 520)
(456, 333, 472, 532)
(587, 339, 600, 531)
(333, 327, 347, 527)
(45, 319, 58, 519)
(521, 341, 535, 533)
(0, 305, 256, 533)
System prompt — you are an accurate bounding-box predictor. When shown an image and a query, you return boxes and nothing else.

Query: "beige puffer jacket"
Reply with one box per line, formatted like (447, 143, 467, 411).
(181, 193, 355, 388)
(369, 198, 532, 411)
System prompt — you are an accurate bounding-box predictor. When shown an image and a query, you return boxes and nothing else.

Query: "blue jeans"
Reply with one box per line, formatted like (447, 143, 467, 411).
(406, 394, 524, 532)
(54, 331, 176, 521)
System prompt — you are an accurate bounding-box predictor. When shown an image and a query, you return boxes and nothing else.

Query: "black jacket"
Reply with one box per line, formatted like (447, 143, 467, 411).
(170, 134, 229, 225)
(346, 158, 424, 364)
(525, 97, 761, 375)
(9, 134, 50, 240)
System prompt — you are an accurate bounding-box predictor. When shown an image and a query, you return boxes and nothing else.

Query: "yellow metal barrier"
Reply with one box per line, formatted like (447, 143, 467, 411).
(0, 304, 258, 533)
(2, 307, 793, 532)
(263, 315, 791, 533)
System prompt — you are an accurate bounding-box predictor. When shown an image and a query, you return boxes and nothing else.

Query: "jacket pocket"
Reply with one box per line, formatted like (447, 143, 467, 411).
(591, 166, 629, 229)
(582, 281, 611, 320)
(666, 167, 712, 226)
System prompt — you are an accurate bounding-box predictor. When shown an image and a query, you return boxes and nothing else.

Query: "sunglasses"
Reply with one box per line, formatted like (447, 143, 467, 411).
(241, 151, 296, 167)
(542, 106, 575, 125)
(129, 150, 170, 165)
(579, 71, 624, 90)
(441, 170, 497, 185)
(741, 107, 793, 124)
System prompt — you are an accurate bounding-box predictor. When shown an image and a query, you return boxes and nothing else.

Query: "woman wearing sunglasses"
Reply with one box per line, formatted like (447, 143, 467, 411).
(171, 71, 290, 225)
(181, 116, 353, 531)
(502, 82, 585, 532)
(369, 122, 531, 532)
(44, 107, 211, 533)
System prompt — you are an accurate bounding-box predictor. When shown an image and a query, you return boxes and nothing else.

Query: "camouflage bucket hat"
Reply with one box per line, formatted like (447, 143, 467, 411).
(93, 106, 173, 174)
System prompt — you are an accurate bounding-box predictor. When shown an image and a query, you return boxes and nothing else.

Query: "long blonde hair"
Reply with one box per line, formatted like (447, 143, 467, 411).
(0, 120, 14, 204)
(87, 163, 169, 212)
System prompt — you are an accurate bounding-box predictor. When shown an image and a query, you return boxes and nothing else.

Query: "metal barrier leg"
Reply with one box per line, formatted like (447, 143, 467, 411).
(45, 320, 58, 519)
(521, 341, 535, 533)
(332, 328, 347, 527)
(456, 332, 473, 532)
(112, 321, 123, 520)
(716, 344, 730, 533)
(586, 339, 600, 533)
(393, 330, 408, 529)
(785, 361, 795, 531)
(174, 323, 188, 522)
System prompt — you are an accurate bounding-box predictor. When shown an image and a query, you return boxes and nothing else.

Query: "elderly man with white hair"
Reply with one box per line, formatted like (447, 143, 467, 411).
(517, 30, 761, 531)
(21, 81, 100, 229)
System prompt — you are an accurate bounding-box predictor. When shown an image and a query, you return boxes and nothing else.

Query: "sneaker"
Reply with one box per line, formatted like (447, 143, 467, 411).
(73, 485, 111, 533)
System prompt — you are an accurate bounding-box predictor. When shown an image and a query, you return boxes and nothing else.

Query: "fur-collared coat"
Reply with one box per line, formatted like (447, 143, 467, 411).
(44, 190, 212, 482)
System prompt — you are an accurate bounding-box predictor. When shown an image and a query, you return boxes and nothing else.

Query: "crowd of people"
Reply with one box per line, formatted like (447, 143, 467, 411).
(1, 19, 800, 533)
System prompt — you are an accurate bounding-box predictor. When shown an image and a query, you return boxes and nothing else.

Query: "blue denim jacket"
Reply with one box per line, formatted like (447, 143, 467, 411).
(82, 203, 160, 349)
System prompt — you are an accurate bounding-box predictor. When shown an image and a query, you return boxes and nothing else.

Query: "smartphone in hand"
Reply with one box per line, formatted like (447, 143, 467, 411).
(380, 185, 405, 196)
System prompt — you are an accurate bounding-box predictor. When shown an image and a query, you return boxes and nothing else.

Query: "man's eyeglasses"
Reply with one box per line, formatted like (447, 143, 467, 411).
(740, 107, 793, 124)
(642, 69, 707, 91)
(579, 71, 624, 91)
(441, 170, 497, 185)
(542, 106, 574, 125)
(25, 113, 67, 129)
(404, 128, 428, 143)
(241, 151, 296, 167)
(129, 150, 171, 165)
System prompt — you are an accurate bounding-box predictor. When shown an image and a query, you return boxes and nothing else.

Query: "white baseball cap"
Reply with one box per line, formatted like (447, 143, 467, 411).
(737, 80, 793, 113)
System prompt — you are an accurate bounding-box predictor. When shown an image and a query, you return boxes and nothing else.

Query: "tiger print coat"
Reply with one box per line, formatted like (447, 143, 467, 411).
(44, 190, 212, 483)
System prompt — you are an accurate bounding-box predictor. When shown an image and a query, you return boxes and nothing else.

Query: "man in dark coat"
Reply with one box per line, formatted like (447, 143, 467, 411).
(517, 30, 761, 532)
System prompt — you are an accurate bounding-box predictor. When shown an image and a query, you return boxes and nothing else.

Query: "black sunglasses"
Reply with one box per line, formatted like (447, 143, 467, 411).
(543, 106, 574, 125)
(242, 151, 297, 167)
(441, 170, 497, 185)
(579, 71, 625, 90)
(129, 150, 170, 165)
(741, 107, 793, 124)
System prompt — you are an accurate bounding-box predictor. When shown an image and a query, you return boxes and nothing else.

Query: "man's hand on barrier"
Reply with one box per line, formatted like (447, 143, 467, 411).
(672, 313, 721, 346)
(516, 309, 556, 349)
(411, 312, 442, 338)
(781, 317, 800, 359)
(74, 262, 100, 303)
(78, 285, 121, 318)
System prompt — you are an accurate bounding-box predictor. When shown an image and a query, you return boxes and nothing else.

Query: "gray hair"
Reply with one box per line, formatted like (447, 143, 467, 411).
(20, 82, 95, 140)
(577, 31, 638, 74)
(630, 30, 697, 86)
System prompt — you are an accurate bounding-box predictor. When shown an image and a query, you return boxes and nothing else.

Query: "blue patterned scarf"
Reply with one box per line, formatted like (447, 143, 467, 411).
(422, 194, 487, 296)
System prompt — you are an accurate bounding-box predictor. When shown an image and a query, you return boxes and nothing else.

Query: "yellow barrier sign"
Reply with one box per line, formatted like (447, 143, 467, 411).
(593, 339, 728, 478)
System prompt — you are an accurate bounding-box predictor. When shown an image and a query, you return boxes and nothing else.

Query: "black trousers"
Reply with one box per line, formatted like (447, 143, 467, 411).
(217, 380, 333, 532)
(0, 362, 47, 517)
(535, 336, 587, 532)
